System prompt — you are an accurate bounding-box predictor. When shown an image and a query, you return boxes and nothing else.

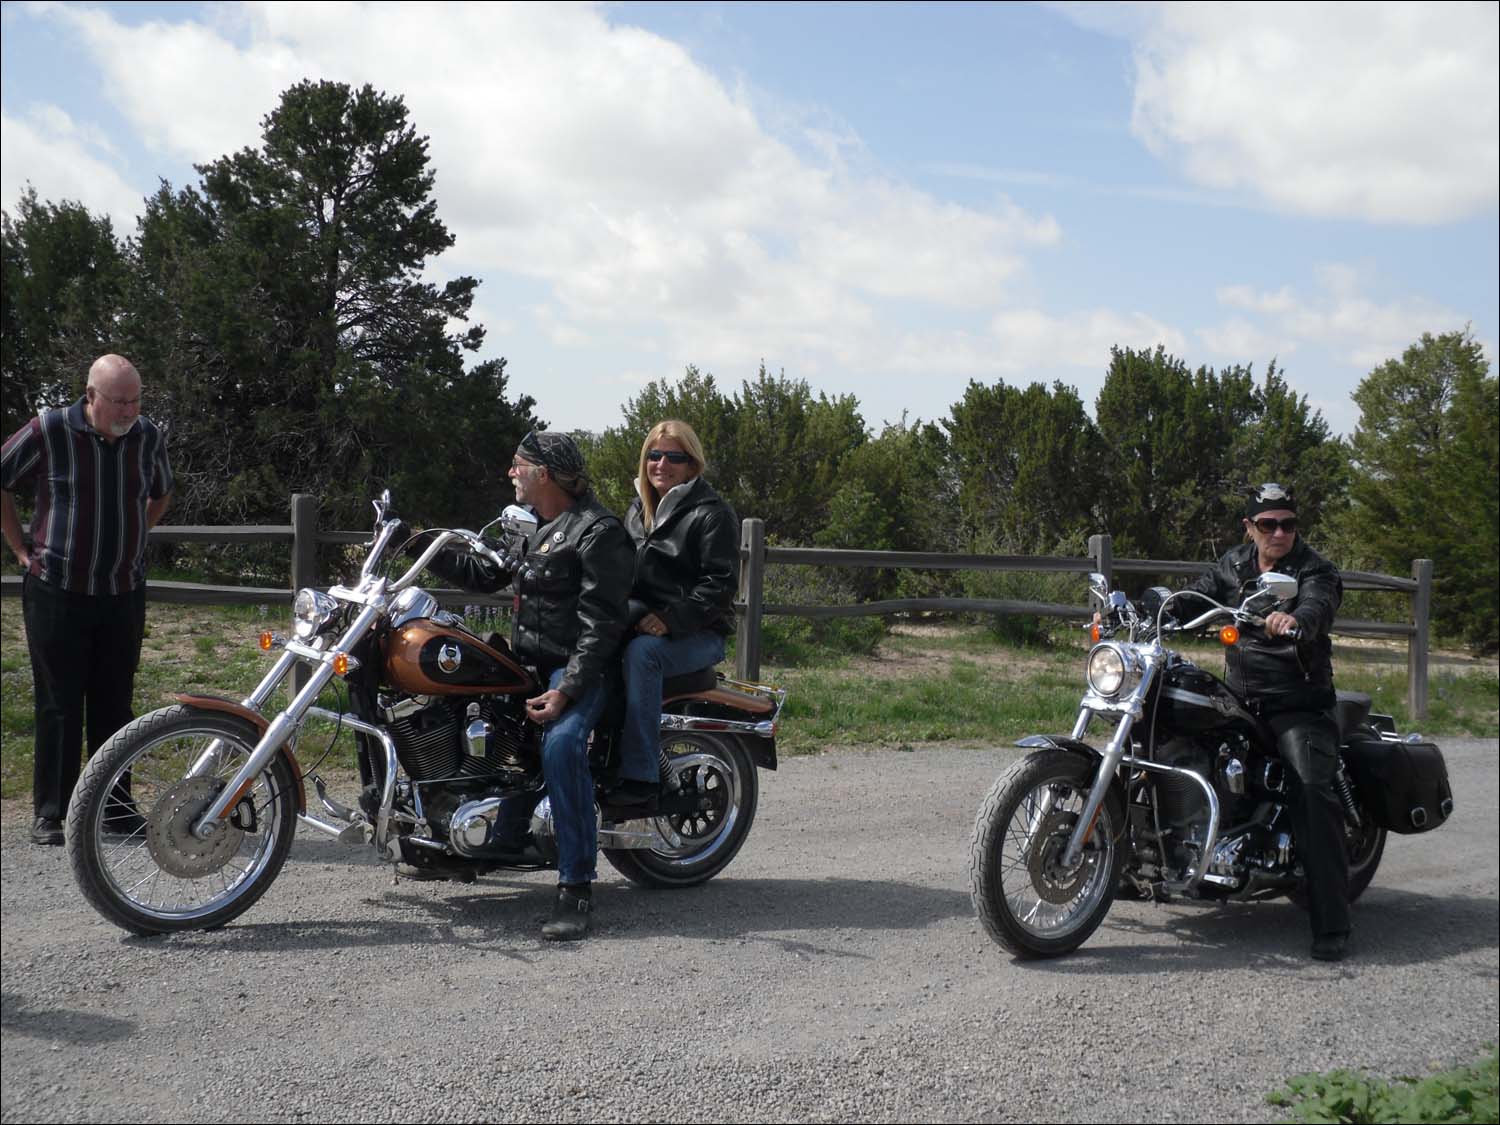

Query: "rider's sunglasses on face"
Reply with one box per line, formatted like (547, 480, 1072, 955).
(647, 450, 693, 465)
(1251, 517, 1298, 535)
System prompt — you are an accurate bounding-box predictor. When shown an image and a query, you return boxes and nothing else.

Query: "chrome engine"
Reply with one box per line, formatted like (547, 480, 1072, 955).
(381, 694, 537, 781)
(1134, 736, 1298, 895)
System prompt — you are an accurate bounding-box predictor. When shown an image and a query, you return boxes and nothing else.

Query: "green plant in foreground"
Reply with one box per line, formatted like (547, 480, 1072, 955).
(1266, 1045, 1498, 1124)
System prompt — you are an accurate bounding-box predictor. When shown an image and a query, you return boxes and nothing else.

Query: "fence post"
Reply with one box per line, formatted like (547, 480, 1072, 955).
(290, 493, 319, 693)
(735, 517, 765, 682)
(1087, 533, 1113, 596)
(1408, 558, 1431, 723)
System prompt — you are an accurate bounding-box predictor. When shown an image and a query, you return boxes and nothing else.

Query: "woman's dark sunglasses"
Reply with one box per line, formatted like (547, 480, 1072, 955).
(1251, 517, 1298, 535)
(647, 450, 693, 465)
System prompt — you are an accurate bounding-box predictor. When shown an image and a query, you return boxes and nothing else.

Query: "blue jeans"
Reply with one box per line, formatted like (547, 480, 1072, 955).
(617, 630, 726, 783)
(541, 666, 606, 884)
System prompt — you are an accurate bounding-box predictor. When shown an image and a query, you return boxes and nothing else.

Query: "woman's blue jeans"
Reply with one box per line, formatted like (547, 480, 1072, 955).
(617, 630, 727, 783)
(541, 666, 606, 885)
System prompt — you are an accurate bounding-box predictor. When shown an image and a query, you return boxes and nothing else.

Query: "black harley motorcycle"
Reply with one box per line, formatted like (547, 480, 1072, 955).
(67, 493, 784, 935)
(969, 571, 1453, 959)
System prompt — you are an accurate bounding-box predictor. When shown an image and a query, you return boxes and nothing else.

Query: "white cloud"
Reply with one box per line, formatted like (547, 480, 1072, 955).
(1122, 1, 1499, 223)
(44, 3, 289, 164)
(22, 2, 1080, 396)
(0, 105, 142, 229)
(1207, 265, 1468, 368)
(1197, 317, 1291, 361)
(990, 307, 1188, 371)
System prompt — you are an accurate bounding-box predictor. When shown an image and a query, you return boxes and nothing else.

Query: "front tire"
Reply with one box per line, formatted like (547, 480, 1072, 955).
(603, 732, 758, 888)
(67, 705, 298, 936)
(969, 749, 1124, 959)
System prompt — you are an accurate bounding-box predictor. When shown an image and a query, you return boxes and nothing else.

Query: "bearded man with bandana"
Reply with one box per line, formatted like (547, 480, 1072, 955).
(426, 431, 632, 940)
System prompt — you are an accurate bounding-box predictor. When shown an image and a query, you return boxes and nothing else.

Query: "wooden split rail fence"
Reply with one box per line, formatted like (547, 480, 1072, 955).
(1, 496, 1434, 718)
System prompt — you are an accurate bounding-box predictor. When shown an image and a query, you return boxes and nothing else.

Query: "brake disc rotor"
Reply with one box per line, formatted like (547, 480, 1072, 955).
(145, 776, 246, 878)
(1026, 809, 1097, 905)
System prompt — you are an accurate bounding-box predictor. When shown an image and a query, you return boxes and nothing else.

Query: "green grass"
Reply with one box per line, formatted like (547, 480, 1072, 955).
(1266, 1044, 1498, 1124)
(3, 605, 1495, 797)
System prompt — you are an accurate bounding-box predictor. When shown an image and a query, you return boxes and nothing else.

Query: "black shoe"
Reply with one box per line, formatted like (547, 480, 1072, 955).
(1311, 932, 1350, 961)
(103, 808, 147, 836)
(601, 778, 660, 812)
(541, 884, 592, 941)
(30, 818, 64, 846)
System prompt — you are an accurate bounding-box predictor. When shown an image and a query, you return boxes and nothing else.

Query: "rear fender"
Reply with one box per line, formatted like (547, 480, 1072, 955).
(662, 700, 779, 770)
(171, 694, 308, 813)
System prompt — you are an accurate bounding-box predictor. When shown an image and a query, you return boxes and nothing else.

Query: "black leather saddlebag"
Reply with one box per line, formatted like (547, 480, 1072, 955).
(1343, 738, 1454, 834)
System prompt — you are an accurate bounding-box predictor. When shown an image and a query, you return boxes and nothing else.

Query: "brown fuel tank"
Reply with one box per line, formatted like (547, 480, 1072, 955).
(383, 621, 534, 696)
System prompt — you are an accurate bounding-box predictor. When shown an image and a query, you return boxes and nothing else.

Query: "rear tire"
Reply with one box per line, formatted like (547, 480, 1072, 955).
(67, 705, 298, 935)
(603, 732, 758, 888)
(1290, 787, 1386, 909)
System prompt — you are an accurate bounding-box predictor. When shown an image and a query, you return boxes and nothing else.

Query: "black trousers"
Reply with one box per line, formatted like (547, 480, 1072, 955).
(1267, 707, 1351, 939)
(21, 574, 146, 820)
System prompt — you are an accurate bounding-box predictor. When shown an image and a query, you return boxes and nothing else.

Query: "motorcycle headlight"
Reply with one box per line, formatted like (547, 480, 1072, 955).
(292, 588, 339, 639)
(1086, 642, 1141, 698)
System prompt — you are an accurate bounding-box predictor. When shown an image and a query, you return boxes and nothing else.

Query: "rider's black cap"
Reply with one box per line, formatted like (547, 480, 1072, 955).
(1245, 482, 1297, 519)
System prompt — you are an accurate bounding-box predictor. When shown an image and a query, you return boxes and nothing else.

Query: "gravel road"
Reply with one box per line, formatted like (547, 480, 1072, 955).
(3, 738, 1496, 1123)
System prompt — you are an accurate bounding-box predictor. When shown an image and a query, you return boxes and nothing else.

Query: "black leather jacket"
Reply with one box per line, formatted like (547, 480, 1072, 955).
(1184, 537, 1343, 710)
(625, 476, 739, 638)
(428, 495, 633, 700)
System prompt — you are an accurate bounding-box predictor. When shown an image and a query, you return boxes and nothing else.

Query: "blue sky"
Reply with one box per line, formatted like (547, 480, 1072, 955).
(2, 1, 1495, 436)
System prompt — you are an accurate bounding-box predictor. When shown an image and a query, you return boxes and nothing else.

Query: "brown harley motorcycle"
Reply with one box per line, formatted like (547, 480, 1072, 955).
(969, 571, 1453, 959)
(67, 493, 784, 935)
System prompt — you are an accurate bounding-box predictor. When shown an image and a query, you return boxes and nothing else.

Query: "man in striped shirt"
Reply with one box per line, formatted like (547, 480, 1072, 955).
(2, 354, 174, 845)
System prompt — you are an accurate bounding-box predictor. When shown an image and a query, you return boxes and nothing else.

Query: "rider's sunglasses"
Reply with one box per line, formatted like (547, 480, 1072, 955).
(647, 450, 693, 465)
(1251, 517, 1298, 535)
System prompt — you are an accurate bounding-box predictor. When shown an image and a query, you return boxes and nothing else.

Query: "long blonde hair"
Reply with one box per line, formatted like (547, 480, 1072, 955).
(637, 419, 707, 530)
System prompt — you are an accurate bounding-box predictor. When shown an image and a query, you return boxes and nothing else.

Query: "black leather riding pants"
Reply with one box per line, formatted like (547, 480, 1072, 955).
(1268, 708, 1351, 939)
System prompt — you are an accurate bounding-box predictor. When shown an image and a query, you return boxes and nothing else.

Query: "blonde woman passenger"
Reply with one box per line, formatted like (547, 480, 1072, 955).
(605, 421, 738, 806)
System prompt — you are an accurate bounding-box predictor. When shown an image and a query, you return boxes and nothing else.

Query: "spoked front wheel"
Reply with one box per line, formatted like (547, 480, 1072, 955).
(603, 732, 758, 888)
(66, 705, 298, 935)
(969, 749, 1124, 958)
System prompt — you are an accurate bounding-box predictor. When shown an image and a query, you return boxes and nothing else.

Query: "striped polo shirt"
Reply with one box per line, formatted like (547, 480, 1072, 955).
(1, 398, 174, 595)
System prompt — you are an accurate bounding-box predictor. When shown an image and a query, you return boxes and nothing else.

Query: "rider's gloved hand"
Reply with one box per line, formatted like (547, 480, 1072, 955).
(1265, 611, 1299, 638)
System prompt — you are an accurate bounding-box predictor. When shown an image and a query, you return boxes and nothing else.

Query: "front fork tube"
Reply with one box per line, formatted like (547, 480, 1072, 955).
(192, 604, 381, 838)
(187, 649, 300, 779)
(1061, 662, 1159, 867)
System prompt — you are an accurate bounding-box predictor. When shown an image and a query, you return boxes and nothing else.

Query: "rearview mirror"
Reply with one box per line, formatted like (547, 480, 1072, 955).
(497, 504, 539, 541)
(1256, 572, 1299, 603)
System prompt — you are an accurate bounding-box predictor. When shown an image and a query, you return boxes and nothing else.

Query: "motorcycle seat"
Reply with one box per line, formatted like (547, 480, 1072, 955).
(1334, 691, 1373, 740)
(662, 666, 719, 698)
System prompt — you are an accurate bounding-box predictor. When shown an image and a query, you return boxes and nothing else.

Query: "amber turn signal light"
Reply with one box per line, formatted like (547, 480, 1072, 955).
(1218, 625, 1240, 646)
(1089, 623, 1102, 643)
(332, 653, 350, 677)
(258, 631, 274, 651)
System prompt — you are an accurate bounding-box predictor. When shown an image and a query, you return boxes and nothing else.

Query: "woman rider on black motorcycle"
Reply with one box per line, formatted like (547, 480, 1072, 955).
(1185, 482, 1350, 961)
(604, 420, 739, 808)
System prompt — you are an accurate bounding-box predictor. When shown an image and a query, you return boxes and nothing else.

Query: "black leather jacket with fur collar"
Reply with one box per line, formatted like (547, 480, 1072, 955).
(625, 476, 739, 638)
(1184, 537, 1343, 711)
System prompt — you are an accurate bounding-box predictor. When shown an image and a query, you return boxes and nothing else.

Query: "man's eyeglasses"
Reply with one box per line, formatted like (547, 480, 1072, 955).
(91, 390, 141, 408)
(647, 450, 693, 465)
(1251, 517, 1298, 535)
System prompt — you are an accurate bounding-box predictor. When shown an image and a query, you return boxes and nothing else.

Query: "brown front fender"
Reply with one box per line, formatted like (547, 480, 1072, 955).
(171, 694, 307, 813)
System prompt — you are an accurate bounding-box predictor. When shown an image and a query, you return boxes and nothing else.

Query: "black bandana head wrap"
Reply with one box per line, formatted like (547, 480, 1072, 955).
(1245, 482, 1297, 519)
(517, 431, 590, 496)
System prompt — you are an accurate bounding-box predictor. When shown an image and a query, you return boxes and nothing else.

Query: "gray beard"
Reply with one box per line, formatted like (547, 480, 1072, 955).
(108, 420, 133, 437)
